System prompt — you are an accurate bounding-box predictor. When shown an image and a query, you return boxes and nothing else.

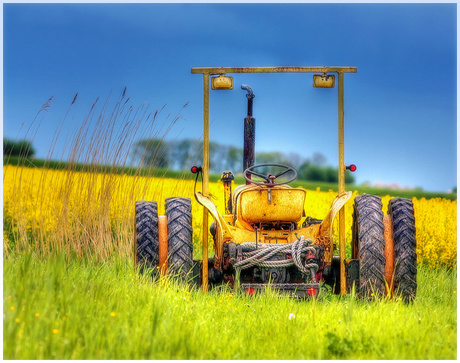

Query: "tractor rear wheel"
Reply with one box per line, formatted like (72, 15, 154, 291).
(353, 194, 386, 298)
(135, 201, 160, 273)
(388, 198, 417, 301)
(165, 197, 193, 280)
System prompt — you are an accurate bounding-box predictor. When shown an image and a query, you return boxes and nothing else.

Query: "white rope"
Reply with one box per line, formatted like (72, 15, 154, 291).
(233, 236, 319, 274)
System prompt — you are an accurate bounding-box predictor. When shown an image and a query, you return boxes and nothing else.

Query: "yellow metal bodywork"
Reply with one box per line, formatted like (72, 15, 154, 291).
(338, 72, 346, 294)
(195, 190, 352, 268)
(221, 172, 233, 214)
(192, 66, 357, 74)
(238, 188, 306, 223)
(202, 73, 210, 292)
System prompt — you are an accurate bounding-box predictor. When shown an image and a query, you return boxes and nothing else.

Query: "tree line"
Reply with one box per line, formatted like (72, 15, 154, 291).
(3, 136, 355, 184)
(3, 138, 36, 158)
(131, 138, 355, 184)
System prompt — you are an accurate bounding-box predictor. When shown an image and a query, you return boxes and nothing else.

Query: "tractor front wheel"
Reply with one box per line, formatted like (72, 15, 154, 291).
(353, 194, 386, 298)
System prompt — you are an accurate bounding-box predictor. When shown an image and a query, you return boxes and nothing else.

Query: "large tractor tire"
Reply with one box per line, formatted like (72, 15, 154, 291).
(165, 197, 193, 280)
(135, 201, 159, 272)
(353, 194, 386, 298)
(388, 198, 417, 301)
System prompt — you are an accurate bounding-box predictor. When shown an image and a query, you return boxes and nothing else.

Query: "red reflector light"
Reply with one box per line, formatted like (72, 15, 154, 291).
(307, 287, 317, 296)
(246, 288, 255, 296)
(346, 164, 357, 172)
(190, 166, 201, 174)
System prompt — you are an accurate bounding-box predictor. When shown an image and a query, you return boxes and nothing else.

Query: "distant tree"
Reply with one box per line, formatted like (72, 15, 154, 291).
(175, 140, 236, 173)
(297, 161, 310, 180)
(256, 151, 289, 165)
(3, 138, 35, 158)
(170, 138, 197, 170)
(226, 145, 243, 172)
(254, 151, 292, 174)
(132, 138, 169, 168)
(285, 152, 305, 170)
(299, 164, 326, 182)
(297, 161, 356, 184)
(345, 170, 356, 184)
(210, 141, 229, 173)
(311, 152, 327, 166)
(187, 140, 221, 173)
(453, 186, 457, 194)
(130, 137, 358, 185)
(324, 166, 337, 183)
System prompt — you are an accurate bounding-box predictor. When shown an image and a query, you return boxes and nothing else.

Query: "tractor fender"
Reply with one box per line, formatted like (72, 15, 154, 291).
(194, 192, 234, 265)
(320, 191, 353, 240)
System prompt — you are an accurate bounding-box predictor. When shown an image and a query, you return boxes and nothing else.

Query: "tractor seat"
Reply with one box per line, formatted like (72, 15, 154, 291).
(232, 184, 306, 224)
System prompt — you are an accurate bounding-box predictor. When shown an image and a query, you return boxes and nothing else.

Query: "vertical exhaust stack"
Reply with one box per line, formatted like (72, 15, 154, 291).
(241, 84, 255, 184)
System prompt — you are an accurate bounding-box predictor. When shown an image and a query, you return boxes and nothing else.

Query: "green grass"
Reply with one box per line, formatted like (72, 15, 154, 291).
(4, 252, 457, 359)
(4, 156, 456, 200)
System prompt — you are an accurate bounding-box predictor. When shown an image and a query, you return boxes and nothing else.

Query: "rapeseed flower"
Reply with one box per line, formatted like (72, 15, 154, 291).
(3, 165, 456, 268)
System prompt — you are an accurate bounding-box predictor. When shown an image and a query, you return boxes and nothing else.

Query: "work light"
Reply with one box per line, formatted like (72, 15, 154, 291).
(313, 73, 335, 88)
(211, 74, 233, 90)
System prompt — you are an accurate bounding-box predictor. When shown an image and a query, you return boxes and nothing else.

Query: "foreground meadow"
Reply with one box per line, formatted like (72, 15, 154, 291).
(4, 253, 457, 360)
(3, 165, 458, 359)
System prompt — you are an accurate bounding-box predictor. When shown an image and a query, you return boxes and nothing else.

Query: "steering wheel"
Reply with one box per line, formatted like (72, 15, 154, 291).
(243, 163, 297, 186)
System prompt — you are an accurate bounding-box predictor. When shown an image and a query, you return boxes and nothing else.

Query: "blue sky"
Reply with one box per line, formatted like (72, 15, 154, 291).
(3, 3, 457, 192)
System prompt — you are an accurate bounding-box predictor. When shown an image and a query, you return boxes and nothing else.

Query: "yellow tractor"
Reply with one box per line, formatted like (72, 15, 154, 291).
(135, 66, 417, 300)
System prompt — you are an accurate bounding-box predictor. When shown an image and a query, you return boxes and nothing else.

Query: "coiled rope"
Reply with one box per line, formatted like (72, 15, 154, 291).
(233, 236, 319, 275)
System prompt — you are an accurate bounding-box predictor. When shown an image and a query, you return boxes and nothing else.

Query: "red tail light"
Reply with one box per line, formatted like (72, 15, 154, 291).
(190, 166, 202, 174)
(307, 287, 317, 296)
(246, 288, 255, 296)
(346, 164, 357, 172)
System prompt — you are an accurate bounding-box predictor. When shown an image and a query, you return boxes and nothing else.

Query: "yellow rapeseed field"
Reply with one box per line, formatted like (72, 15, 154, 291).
(3, 165, 457, 268)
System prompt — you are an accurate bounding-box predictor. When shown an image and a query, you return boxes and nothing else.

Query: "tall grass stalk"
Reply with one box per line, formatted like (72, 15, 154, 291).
(3, 89, 194, 260)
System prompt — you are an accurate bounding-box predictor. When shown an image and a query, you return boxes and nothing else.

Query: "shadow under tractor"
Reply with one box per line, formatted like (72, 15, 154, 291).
(135, 66, 417, 301)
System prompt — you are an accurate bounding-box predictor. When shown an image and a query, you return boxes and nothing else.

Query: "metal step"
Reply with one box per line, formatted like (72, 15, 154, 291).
(241, 282, 320, 298)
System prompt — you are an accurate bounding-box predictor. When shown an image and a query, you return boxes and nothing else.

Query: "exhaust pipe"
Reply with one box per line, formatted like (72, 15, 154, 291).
(241, 84, 255, 184)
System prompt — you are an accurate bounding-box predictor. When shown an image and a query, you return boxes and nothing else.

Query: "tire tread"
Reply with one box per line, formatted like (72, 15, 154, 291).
(354, 194, 386, 297)
(389, 197, 417, 301)
(135, 201, 159, 270)
(165, 197, 193, 279)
